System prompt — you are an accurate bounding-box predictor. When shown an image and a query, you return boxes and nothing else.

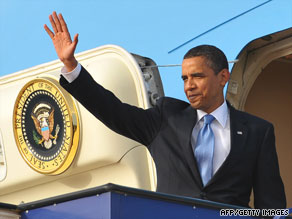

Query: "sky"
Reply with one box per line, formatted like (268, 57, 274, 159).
(0, 0, 291, 101)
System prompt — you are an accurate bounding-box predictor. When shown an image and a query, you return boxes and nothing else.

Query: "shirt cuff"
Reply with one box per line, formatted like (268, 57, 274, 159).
(61, 63, 82, 83)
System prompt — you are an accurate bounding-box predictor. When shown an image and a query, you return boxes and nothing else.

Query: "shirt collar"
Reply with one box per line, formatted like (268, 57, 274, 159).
(196, 101, 229, 128)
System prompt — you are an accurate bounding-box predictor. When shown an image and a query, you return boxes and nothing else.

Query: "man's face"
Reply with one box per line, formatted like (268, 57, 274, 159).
(182, 56, 229, 113)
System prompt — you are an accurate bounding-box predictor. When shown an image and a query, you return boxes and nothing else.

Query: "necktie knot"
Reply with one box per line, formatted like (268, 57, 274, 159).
(204, 114, 215, 125)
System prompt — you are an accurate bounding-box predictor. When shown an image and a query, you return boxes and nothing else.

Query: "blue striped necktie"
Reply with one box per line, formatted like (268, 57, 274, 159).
(194, 114, 215, 186)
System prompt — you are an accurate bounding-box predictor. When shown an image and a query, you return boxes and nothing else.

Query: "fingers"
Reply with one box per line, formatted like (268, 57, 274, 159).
(45, 11, 76, 44)
(49, 14, 58, 34)
(46, 12, 70, 37)
(52, 11, 63, 32)
(59, 13, 69, 34)
(44, 24, 54, 39)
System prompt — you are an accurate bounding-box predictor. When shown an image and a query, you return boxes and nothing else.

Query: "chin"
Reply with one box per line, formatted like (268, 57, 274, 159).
(190, 103, 200, 110)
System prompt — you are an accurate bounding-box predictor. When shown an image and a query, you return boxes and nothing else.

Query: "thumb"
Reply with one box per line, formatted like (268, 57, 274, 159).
(72, 33, 79, 50)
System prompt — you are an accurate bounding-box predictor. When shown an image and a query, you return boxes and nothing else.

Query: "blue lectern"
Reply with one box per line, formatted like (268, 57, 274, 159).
(14, 183, 267, 219)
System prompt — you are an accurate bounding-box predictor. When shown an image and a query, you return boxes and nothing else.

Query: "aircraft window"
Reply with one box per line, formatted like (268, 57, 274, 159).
(0, 130, 7, 181)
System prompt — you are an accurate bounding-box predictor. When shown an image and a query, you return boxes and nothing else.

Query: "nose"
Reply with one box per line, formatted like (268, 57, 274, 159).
(185, 78, 195, 91)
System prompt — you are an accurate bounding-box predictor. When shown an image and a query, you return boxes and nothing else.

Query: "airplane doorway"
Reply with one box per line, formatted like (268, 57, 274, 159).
(244, 56, 292, 208)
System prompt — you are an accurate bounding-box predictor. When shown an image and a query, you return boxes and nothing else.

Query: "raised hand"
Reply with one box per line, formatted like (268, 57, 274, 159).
(44, 11, 78, 72)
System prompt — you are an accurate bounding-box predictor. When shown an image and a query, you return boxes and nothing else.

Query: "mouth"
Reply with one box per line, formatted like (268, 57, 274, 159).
(188, 93, 200, 102)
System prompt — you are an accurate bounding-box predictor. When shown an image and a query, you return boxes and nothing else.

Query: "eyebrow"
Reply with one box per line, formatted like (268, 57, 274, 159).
(192, 72, 205, 77)
(181, 72, 205, 79)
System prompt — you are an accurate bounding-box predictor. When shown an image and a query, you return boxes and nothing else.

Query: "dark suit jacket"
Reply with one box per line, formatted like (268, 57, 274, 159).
(60, 66, 286, 209)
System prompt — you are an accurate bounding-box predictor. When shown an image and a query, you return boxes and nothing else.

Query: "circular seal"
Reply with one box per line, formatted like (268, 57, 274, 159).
(13, 78, 79, 175)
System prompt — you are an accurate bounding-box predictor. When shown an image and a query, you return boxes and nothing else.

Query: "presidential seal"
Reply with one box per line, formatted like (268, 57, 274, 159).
(13, 78, 79, 175)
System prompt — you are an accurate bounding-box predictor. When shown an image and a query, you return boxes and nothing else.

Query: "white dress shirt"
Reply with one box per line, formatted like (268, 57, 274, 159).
(61, 63, 82, 83)
(191, 101, 231, 175)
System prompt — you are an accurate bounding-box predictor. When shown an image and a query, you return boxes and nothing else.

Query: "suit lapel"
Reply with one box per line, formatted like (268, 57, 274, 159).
(206, 105, 248, 187)
(176, 106, 204, 188)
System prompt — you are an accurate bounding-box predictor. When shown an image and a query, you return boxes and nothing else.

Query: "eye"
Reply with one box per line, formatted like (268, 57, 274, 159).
(181, 76, 187, 81)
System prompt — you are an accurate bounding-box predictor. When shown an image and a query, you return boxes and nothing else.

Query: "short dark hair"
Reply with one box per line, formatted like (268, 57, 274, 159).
(183, 45, 228, 74)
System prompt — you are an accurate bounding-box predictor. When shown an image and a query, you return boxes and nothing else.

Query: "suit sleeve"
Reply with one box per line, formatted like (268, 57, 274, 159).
(253, 124, 286, 209)
(59, 65, 162, 146)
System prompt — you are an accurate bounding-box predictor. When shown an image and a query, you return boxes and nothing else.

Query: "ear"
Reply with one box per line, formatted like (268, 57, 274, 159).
(219, 69, 230, 86)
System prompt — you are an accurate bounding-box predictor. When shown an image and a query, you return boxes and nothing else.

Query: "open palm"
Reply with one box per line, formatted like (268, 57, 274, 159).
(44, 12, 78, 71)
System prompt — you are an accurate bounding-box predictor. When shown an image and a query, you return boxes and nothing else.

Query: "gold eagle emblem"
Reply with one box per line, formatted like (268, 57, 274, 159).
(31, 104, 59, 149)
